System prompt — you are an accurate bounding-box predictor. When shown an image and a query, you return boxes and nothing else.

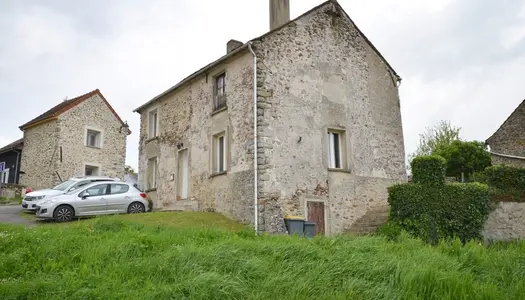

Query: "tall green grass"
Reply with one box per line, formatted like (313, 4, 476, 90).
(1, 216, 524, 299)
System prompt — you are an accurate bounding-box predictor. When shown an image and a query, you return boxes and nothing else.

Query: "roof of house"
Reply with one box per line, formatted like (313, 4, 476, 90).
(486, 99, 525, 144)
(133, 0, 400, 113)
(0, 138, 24, 155)
(19, 89, 131, 135)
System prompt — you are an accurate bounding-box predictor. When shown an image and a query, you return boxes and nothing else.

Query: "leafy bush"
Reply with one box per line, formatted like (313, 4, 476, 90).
(389, 155, 492, 244)
(485, 165, 525, 202)
(411, 155, 446, 186)
(376, 222, 403, 241)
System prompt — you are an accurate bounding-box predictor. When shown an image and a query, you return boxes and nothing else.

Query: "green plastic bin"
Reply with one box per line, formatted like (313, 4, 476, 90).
(284, 216, 305, 236)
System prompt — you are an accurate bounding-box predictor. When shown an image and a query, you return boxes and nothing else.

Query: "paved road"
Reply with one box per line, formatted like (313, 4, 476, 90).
(0, 205, 36, 226)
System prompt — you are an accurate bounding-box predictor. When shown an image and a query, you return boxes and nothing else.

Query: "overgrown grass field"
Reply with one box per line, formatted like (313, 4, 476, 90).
(1, 214, 525, 299)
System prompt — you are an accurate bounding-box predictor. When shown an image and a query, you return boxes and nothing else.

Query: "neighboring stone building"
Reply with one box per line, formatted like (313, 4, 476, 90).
(486, 99, 525, 168)
(134, 0, 407, 235)
(18, 89, 131, 190)
(0, 138, 23, 184)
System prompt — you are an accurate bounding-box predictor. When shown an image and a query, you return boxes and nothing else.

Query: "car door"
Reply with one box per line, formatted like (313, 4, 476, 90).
(76, 184, 110, 215)
(105, 183, 131, 213)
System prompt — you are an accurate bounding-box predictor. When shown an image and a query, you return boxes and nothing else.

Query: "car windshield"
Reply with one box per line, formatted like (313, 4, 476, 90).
(52, 180, 76, 191)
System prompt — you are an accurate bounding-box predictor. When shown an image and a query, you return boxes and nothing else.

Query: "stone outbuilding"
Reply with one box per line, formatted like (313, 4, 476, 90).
(18, 89, 131, 190)
(486, 99, 525, 168)
(134, 0, 407, 235)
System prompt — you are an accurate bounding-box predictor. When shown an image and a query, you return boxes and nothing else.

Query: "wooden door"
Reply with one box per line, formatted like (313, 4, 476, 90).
(307, 201, 325, 235)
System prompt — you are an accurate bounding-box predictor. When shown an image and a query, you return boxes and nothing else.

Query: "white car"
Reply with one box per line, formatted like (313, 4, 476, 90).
(21, 176, 120, 211)
(35, 181, 150, 222)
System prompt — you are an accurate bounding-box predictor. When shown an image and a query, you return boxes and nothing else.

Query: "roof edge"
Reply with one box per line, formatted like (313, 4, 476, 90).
(133, 43, 250, 113)
(489, 151, 525, 161)
(0, 138, 24, 155)
(486, 99, 525, 144)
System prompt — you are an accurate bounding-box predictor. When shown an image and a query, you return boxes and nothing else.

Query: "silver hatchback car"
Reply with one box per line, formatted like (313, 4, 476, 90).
(35, 181, 150, 222)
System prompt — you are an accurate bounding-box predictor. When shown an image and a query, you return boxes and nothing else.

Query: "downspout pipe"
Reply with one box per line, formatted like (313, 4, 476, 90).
(248, 41, 259, 236)
(14, 150, 21, 184)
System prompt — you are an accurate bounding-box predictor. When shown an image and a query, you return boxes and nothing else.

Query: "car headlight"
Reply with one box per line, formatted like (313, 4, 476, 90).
(35, 195, 46, 200)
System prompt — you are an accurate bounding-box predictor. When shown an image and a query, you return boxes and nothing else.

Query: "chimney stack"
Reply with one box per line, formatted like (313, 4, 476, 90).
(227, 39, 243, 54)
(270, 0, 290, 31)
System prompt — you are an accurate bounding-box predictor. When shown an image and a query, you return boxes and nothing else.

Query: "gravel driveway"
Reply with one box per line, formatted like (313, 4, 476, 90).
(0, 205, 36, 226)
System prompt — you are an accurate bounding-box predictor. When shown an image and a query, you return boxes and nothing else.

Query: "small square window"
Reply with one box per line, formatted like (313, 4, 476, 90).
(148, 109, 158, 139)
(213, 73, 226, 111)
(327, 130, 346, 169)
(85, 165, 100, 176)
(213, 133, 227, 173)
(86, 130, 101, 148)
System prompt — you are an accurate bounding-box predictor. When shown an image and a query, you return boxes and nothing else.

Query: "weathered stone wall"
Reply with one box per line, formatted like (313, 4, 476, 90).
(0, 183, 25, 199)
(487, 101, 525, 157)
(490, 154, 525, 169)
(137, 50, 255, 224)
(253, 2, 406, 234)
(19, 120, 60, 190)
(483, 202, 525, 242)
(57, 94, 127, 180)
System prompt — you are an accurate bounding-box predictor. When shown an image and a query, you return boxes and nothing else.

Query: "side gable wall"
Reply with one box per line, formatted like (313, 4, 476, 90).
(19, 120, 60, 190)
(253, 2, 406, 234)
(487, 101, 525, 168)
(58, 93, 127, 179)
(487, 101, 525, 156)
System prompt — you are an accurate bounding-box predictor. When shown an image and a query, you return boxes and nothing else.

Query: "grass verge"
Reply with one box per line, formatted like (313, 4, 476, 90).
(1, 215, 524, 299)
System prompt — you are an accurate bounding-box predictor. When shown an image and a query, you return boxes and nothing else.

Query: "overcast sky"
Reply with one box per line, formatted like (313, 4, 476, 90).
(1, 0, 524, 171)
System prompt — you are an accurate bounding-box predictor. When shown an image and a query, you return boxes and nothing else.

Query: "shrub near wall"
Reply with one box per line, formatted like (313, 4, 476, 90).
(387, 156, 492, 244)
(485, 165, 525, 202)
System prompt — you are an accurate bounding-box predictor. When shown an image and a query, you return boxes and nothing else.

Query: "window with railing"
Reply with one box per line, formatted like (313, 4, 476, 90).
(213, 73, 226, 111)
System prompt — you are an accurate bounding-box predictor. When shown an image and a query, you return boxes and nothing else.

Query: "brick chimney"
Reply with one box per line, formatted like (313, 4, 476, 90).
(227, 39, 244, 54)
(270, 0, 290, 31)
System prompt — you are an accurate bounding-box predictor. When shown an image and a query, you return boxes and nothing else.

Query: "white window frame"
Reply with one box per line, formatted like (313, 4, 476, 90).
(84, 163, 101, 176)
(1, 168, 10, 184)
(84, 127, 103, 148)
(327, 129, 345, 169)
(212, 131, 227, 174)
(148, 107, 159, 139)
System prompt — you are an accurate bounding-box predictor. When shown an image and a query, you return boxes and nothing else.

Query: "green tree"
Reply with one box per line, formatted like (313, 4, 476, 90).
(434, 140, 492, 181)
(408, 120, 462, 173)
(125, 165, 137, 176)
(413, 120, 462, 156)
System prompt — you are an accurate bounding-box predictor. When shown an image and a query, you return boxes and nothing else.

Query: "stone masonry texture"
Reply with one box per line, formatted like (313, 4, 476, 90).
(486, 100, 525, 168)
(136, 1, 407, 234)
(137, 50, 255, 223)
(253, 2, 406, 234)
(483, 202, 525, 243)
(20, 93, 127, 190)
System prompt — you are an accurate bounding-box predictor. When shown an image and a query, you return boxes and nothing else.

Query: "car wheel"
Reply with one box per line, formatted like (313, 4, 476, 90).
(53, 205, 74, 222)
(127, 202, 145, 214)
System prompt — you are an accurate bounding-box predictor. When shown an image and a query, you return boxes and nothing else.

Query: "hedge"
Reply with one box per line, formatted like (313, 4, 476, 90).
(388, 182, 491, 244)
(485, 165, 525, 202)
(411, 155, 446, 186)
(387, 155, 492, 244)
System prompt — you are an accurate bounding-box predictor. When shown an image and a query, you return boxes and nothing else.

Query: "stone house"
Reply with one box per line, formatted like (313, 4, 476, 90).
(486, 99, 525, 168)
(134, 0, 407, 235)
(18, 89, 131, 190)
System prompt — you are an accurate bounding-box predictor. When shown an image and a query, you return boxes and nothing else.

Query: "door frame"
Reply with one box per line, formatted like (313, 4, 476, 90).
(177, 148, 189, 200)
(302, 196, 329, 235)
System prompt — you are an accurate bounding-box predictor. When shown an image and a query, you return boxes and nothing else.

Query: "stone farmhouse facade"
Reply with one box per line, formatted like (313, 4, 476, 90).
(18, 89, 130, 190)
(134, 0, 407, 235)
(486, 99, 525, 168)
